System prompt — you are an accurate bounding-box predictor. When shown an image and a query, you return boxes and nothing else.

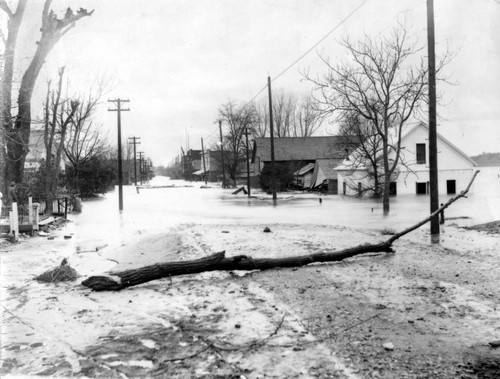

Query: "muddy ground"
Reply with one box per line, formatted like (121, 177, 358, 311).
(1, 222, 499, 378)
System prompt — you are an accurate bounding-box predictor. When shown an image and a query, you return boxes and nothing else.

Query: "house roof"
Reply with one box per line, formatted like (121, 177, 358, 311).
(293, 163, 315, 176)
(310, 159, 341, 188)
(252, 136, 357, 163)
(403, 122, 477, 166)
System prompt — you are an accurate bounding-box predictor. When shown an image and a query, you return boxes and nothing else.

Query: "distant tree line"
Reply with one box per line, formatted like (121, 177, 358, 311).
(470, 152, 500, 167)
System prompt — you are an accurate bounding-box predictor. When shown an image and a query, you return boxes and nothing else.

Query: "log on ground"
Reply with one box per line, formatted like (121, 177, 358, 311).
(81, 242, 393, 291)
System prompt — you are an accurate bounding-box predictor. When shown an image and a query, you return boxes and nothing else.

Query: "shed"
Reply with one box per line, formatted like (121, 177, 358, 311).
(310, 159, 341, 194)
(292, 163, 315, 188)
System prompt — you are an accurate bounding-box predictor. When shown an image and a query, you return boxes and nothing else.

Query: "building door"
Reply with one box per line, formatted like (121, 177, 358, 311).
(329, 179, 338, 195)
(447, 180, 456, 194)
(416, 182, 427, 194)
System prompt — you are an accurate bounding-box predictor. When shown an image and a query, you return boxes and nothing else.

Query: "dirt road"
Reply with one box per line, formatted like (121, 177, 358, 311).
(1, 223, 499, 378)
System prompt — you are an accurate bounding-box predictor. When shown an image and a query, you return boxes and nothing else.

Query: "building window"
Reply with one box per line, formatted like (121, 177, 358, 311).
(416, 143, 426, 164)
(416, 182, 428, 195)
(447, 180, 456, 194)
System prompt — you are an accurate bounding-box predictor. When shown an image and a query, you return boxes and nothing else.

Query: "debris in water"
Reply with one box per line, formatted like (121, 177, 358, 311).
(383, 342, 394, 351)
(34, 258, 78, 283)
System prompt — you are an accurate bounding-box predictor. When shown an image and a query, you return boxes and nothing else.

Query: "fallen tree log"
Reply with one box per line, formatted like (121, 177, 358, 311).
(82, 171, 479, 291)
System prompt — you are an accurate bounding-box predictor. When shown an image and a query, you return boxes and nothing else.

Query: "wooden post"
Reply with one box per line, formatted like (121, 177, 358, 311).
(244, 128, 251, 197)
(28, 196, 33, 225)
(32, 203, 40, 231)
(427, 0, 439, 236)
(201, 138, 207, 185)
(9, 202, 18, 242)
(268, 76, 277, 201)
(219, 120, 226, 188)
(108, 99, 130, 212)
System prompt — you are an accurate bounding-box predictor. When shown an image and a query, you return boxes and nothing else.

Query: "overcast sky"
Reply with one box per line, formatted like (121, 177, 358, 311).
(7, 0, 500, 165)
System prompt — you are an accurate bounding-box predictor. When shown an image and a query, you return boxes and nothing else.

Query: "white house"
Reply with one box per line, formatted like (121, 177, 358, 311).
(24, 129, 69, 173)
(337, 122, 477, 196)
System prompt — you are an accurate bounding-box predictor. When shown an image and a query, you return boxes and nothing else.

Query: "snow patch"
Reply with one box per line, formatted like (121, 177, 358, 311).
(140, 339, 157, 349)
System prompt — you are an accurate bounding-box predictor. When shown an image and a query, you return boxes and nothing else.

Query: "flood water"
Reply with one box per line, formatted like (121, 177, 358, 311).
(66, 167, 500, 252)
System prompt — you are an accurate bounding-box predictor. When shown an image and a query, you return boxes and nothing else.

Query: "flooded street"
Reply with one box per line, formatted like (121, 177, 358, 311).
(66, 167, 500, 254)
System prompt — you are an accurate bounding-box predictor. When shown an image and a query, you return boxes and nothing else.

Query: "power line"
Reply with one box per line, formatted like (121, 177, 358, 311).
(272, 0, 369, 83)
(241, 0, 369, 109)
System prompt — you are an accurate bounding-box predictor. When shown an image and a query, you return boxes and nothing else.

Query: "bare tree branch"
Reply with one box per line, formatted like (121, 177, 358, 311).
(0, 0, 13, 18)
(304, 24, 439, 214)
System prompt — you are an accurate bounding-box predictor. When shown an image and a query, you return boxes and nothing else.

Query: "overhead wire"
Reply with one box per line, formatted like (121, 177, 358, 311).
(215, 0, 369, 148)
(241, 0, 370, 110)
(271, 0, 369, 83)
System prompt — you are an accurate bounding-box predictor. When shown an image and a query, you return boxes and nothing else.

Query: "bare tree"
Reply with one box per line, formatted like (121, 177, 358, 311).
(42, 67, 79, 214)
(254, 91, 321, 138)
(64, 89, 106, 192)
(272, 89, 296, 138)
(253, 98, 269, 138)
(294, 95, 323, 137)
(218, 101, 257, 186)
(306, 25, 430, 214)
(2, 1, 93, 191)
(337, 112, 384, 197)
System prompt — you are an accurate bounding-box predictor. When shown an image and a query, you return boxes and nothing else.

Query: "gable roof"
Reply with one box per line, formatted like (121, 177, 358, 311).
(252, 136, 357, 163)
(402, 122, 477, 166)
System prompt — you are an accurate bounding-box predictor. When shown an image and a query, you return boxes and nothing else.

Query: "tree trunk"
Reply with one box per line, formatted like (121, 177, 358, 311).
(9, 38, 57, 184)
(82, 243, 394, 291)
(6, 3, 93, 184)
(1, 0, 28, 197)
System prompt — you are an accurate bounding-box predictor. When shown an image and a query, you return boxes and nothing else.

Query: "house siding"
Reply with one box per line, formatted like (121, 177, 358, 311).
(395, 124, 475, 195)
(336, 123, 476, 197)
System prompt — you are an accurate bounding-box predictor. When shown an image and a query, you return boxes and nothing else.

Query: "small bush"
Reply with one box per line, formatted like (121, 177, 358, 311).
(380, 227, 396, 236)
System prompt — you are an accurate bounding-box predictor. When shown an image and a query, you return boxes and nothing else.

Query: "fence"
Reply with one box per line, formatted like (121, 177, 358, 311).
(0, 198, 40, 242)
(33, 196, 72, 218)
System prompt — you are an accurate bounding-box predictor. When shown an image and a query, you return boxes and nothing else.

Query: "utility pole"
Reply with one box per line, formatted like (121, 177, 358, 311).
(180, 146, 186, 180)
(267, 76, 277, 201)
(138, 151, 144, 186)
(108, 98, 130, 211)
(244, 128, 251, 197)
(219, 120, 226, 188)
(128, 136, 140, 186)
(201, 137, 207, 185)
(427, 0, 439, 236)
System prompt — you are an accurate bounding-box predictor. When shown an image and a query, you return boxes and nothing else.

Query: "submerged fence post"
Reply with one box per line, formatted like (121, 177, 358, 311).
(9, 202, 19, 242)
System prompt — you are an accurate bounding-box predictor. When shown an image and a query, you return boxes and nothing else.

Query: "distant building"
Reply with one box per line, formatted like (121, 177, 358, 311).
(24, 129, 66, 173)
(252, 136, 355, 174)
(193, 149, 225, 182)
(181, 149, 202, 180)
